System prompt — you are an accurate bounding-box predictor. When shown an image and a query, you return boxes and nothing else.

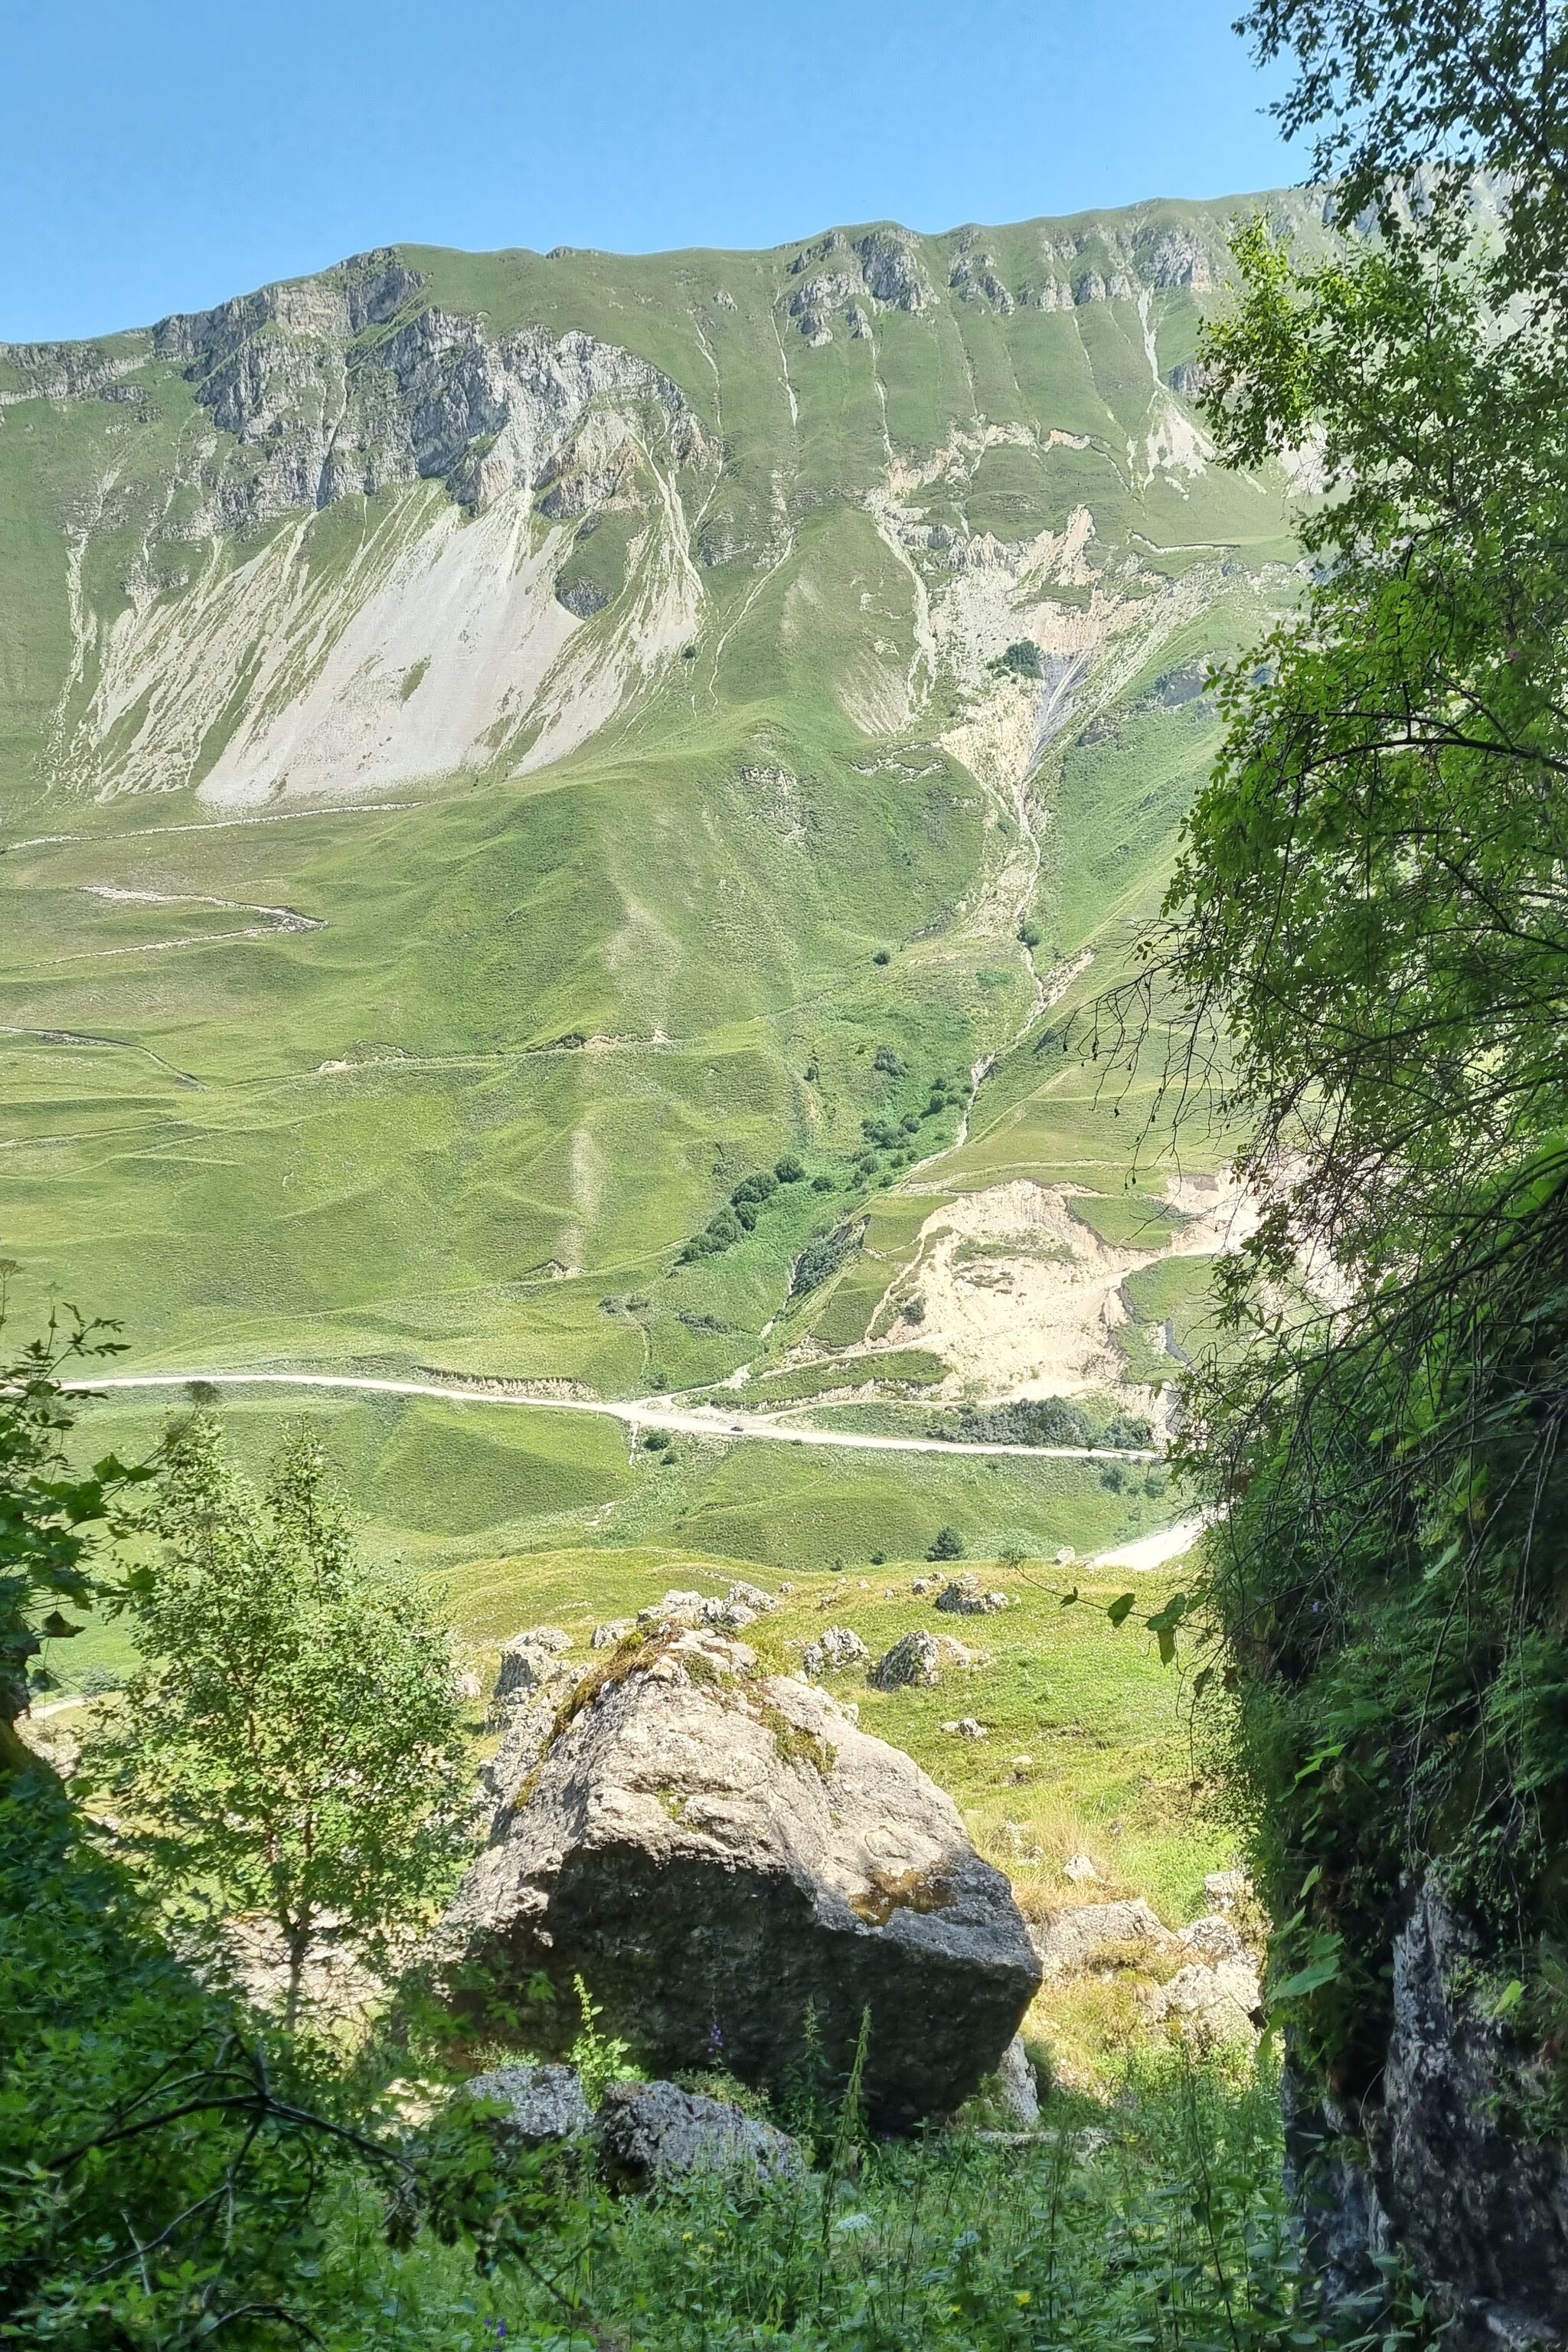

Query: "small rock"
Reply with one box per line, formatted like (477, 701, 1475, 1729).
(452, 1668, 484, 1703)
(802, 1625, 868, 1677)
(910, 1576, 940, 1596)
(596, 2079, 802, 2190)
(593, 1619, 635, 1649)
(956, 1718, 988, 1740)
(1063, 1854, 1101, 1885)
(995, 2034, 1039, 2126)
(1054, 1547, 1076, 1567)
(934, 1635, 978, 1670)
(1203, 1869, 1252, 1913)
(464, 2063, 593, 2143)
(871, 1629, 941, 1689)
(1031, 1899, 1178, 1978)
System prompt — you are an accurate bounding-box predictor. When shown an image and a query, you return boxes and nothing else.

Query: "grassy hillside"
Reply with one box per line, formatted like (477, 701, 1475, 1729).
(0, 191, 1311, 1414)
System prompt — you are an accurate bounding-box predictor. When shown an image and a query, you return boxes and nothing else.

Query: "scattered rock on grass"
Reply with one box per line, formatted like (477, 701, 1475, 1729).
(802, 1626, 868, 1677)
(596, 2079, 802, 2189)
(1063, 1854, 1101, 1885)
(936, 1576, 1009, 1616)
(871, 1630, 942, 1688)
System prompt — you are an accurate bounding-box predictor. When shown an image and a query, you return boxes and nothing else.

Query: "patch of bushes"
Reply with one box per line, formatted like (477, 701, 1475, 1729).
(789, 1218, 868, 1298)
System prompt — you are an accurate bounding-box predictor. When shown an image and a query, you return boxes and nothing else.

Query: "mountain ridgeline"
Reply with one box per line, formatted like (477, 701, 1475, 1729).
(0, 194, 1314, 1391)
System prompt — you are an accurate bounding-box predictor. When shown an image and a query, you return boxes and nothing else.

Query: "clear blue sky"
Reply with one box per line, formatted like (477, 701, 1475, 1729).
(1, 0, 1296, 342)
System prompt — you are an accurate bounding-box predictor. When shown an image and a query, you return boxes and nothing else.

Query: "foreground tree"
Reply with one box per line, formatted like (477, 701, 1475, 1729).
(1109, 0, 1568, 2328)
(96, 1415, 471, 2020)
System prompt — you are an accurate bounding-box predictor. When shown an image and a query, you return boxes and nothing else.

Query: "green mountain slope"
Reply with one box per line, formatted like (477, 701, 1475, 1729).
(0, 192, 1317, 1398)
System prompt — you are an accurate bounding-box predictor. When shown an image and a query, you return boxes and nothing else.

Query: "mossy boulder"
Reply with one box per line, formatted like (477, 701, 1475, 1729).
(439, 1629, 1039, 2128)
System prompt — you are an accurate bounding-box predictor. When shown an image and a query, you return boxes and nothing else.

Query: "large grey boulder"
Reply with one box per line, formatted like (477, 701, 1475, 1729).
(596, 2079, 802, 2190)
(440, 1628, 1040, 2130)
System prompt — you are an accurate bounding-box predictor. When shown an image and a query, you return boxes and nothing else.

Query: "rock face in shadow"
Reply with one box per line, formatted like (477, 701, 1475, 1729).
(439, 1628, 1040, 2131)
(1286, 1880, 1568, 2349)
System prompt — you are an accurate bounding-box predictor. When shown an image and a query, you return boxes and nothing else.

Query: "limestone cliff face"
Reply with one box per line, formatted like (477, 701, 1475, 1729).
(151, 249, 703, 526)
(1286, 1881, 1568, 2349)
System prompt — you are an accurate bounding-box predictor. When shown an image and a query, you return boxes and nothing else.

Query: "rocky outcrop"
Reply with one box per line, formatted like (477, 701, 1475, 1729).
(1286, 1880, 1568, 2349)
(596, 2079, 802, 2189)
(854, 228, 934, 312)
(149, 249, 704, 528)
(440, 1628, 1040, 2129)
(482, 1628, 581, 1805)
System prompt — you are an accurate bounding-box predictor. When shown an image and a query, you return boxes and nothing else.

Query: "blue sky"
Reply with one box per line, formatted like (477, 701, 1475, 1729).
(1, 1, 1296, 341)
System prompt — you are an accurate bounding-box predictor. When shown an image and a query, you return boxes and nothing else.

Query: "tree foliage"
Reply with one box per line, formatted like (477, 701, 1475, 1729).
(93, 1416, 471, 2019)
(1114, 3, 1568, 2089)
(0, 1279, 149, 1770)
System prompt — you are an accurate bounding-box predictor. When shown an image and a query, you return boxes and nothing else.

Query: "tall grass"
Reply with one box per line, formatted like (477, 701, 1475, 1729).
(338, 2053, 1321, 2352)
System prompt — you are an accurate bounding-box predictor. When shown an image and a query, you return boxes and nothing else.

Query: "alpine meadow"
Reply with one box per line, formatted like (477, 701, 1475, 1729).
(10, 0, 1568, 2338)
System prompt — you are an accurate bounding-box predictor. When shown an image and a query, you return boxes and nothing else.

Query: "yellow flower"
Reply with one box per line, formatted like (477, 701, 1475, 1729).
(1015, 2291, 1032, 2308)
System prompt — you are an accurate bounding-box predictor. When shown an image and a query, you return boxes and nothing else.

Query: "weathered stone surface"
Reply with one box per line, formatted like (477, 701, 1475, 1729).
(1202, 1868, 1250, 1913)
(995, 2034, 1040, 2126)
(1177, 1913, 1249, 1965)
(1287, 1880, 1568, 2350)
(482, 1628, 581, 1802)
(492, 1626, 573, 1712)
(802, 1626, 867, 1677)
(596, 2079, 802, 2189)
(441, 1629, 1040, 2128)
(465, 2063, 593, 2143)
(1146, 1959, 1263, 2047)
(150, 256, 705, 529)
(593, 1619, 635, 1649)
(1031, 1899, 1177, 1978)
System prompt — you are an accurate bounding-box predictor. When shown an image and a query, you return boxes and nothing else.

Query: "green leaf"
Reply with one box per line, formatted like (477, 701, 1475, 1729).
(1272, 1954, 1342, 2001)
(1106, 1592, 1137, 1627)
(1491, 1978, 1525, 2020)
